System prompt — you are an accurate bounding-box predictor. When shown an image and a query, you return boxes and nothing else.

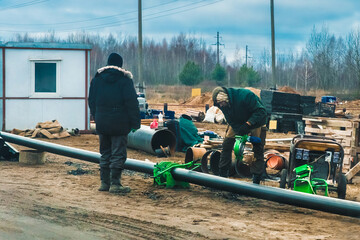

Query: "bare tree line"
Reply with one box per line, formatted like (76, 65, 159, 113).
(258, 26, 360, 95)
(6, 26, 360, 96)
(82, 32, 218, 85)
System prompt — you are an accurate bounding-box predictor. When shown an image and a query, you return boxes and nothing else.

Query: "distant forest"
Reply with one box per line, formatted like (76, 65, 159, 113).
(7, 25, 360, 95)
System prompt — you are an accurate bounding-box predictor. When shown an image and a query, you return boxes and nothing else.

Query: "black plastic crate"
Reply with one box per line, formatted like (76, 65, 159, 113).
(314, 102, 336, 117)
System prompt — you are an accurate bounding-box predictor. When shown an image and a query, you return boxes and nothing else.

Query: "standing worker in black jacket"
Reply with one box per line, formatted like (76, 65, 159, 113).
(212, 87, 267, 184)
(89, 53, 140, 193)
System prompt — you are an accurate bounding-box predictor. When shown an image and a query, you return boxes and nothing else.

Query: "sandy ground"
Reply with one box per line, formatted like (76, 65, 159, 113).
(1, 120, 360, 240)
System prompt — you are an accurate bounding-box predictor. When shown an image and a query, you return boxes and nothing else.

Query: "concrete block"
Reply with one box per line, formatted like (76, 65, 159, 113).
(19, 150, 46, 165)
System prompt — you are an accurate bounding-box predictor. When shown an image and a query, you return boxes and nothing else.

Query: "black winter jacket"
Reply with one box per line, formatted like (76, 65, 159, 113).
(88, 66, 140, 136)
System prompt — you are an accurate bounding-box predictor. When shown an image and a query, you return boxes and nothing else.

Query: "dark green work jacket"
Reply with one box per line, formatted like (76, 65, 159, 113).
(213, 88, 267, 133)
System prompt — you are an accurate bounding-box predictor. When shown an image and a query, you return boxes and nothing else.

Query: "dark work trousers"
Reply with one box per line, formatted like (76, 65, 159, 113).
(219, 125, 267, 175)
(99, 134, 128, 170)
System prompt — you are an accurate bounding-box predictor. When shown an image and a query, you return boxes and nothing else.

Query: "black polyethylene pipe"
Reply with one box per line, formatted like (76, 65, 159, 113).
(0, 131, 154, 174)
(172, 168, 360, 218)
(1, 131, 360, 218)
(127, 125, 176, 155)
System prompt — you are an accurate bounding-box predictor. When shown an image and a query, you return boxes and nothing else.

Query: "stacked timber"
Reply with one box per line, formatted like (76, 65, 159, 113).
(304, 117, 360, 175)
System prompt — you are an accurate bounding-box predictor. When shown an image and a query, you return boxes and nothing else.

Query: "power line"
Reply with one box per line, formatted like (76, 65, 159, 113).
(82, 0, 223, 32)
(0, 0, 223, 32)
(0, 0, 178, 26)
(0, 0, 51, 11)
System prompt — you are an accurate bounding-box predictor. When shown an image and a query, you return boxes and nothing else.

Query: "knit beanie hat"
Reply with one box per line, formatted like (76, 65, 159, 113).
(212, 87, 229, 104)
(107, 53, 123, 67)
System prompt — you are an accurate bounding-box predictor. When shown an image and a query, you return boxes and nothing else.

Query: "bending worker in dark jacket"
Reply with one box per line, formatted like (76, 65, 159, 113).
(212, 87, 267, 184)
(89, 53, 140, 193)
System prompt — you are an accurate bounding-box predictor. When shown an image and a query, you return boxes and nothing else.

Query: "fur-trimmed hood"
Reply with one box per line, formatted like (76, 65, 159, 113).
(97, 65, 133, 79)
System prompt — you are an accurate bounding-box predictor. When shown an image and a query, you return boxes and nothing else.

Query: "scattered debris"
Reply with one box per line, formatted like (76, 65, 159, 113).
(155, 145, 171, 158)
(68, 168, 92, 175)
(64, 161, 74, 166)
(68, 128, 80, 136)
(143, 190, 162, 200)
(203, 106, 225, 124)
(64, 161, 93, 175)
(185, 109, 205, 122)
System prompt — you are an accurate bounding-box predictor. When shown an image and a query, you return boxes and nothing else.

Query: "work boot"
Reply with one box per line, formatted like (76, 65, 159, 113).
(98, 168, 110, 191)
(219, 168, 229, 178)
(252, 174, 262, 184)
(109, 169, 131, 194)
(218, 138, 235, 178)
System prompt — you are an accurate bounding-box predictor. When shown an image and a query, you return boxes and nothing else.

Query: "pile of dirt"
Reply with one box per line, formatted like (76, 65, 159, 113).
(278, 86, 300, 94)
(182, 92, 213, 105)
(339, 99, 360, 108)
(182, 88, 262, 105)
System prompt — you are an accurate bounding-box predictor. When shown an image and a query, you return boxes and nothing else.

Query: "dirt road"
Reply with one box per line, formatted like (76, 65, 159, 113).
(1, 125, 360, 239)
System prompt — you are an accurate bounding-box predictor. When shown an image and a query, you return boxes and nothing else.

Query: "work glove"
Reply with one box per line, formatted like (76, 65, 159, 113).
(237, 123, 251, 136)
(131, 128, 138, 133)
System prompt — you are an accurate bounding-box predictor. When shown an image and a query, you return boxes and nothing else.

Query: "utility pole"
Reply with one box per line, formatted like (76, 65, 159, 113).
(270, 0, 276, 89)
(246, 45, 248, 67)
(245, 45, 252, 67)
(212, 31, 224, 64)
(138, 0, 143, 84)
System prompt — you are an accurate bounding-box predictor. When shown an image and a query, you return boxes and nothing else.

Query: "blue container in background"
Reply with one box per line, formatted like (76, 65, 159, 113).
(151, 109, 162, 117)
(321, 96, 336, 103)
(164, 110, 175, 119)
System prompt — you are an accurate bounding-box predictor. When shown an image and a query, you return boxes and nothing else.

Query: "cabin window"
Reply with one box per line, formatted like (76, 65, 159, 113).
(30, 60, 61, 98)
(35, 63, 56, 92)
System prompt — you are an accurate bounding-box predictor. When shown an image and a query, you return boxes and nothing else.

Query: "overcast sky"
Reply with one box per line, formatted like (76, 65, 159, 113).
(0, 0, 359, 63)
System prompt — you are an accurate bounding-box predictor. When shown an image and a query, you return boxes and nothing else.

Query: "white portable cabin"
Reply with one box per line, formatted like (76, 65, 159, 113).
(0, 42, 92, 131)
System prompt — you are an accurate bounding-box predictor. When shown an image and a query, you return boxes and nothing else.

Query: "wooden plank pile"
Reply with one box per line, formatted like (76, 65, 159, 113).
(304, 117, 360, 177)
(194, 139, 223, 149)
(141, 119, 153, 126)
